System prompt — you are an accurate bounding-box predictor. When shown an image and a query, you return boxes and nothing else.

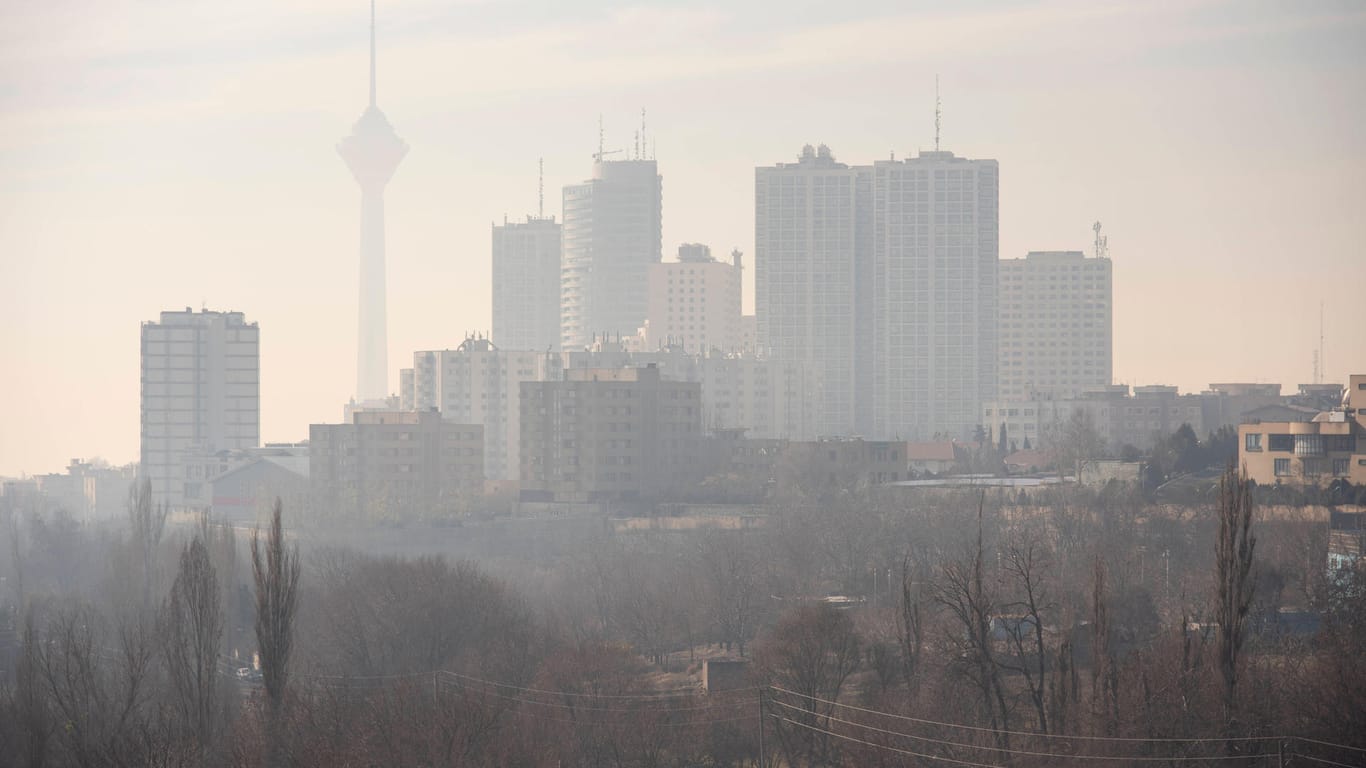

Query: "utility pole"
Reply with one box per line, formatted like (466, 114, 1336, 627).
(758, 689, 767, 767)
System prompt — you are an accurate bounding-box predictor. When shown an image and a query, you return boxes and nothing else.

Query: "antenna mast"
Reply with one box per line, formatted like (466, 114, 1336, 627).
(641, 107, 646, 160)
(1092, 221, 1108, 259)
(1319, 301, 1325, 384)
(934, 75, 941, 151)
(538, 157, 544, 219)
(369, 0, 377, 107)
(597, 115, 604, 161)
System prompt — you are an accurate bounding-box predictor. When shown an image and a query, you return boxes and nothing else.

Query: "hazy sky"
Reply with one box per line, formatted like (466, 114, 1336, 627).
(2, 0, 1364, 476)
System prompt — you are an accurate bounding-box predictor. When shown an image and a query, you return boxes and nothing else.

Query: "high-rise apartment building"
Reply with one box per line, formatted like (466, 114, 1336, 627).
(492, 215, 561, 352)
(644, 244, 743, 354)
(998, 250, 1112, 400)
(140, 308, 260, 508)
(755, 144, 870, 437)
(407, 336, 560, 481)
(870, 150, 999, 440)
(561, 158, 663, 350)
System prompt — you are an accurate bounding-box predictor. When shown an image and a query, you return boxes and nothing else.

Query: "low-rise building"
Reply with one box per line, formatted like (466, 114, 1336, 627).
(519, 365, 703, 503)
(311, 411, 483, 521)
(1237, 375, 1366, 487)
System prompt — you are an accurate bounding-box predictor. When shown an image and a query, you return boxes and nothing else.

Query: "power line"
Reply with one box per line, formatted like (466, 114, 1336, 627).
(1297, 738, 1366, 755)
(443, 668, 755, 700)
(771, 713, 1005, 768)
(441, 674, 757, 713)
(768, 698, 1261, 763)
(1295, 755, 1362, 768)
(769, 686, 1277, 745)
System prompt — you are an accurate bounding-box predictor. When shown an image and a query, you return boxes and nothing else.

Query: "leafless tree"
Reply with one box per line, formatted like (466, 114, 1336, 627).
(1214, 463, 1256, 748)
(932, 498, 1011, 753)
(1002, 536, 1053, 733)
(897, 554, 927, 696)
(1090, 557, 1119, 736)
(251, 499, 300, 768)
(161, 531, 224, 761)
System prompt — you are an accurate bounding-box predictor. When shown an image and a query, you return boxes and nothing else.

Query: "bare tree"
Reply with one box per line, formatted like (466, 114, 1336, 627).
(1002, 537, 1053, 733)
(1214, 463, 1256, 748)
(932, 499, 1011, 752)
(161, 531, 224, 760)
(1090, 557, 1119, 737)
(897, 554, 927, 697)
(251, 500, 300, 768)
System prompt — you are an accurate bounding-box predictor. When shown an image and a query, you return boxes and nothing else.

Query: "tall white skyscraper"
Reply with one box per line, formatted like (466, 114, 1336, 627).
(755, 144, 870, 437)
(140, 308, 260, 508)
(998, 250, 1112, 400)
(871, 150, 999, 440)
(338, 2, 407, 402)
(492, 215, 561, 352)
(561, 157, 662, 350)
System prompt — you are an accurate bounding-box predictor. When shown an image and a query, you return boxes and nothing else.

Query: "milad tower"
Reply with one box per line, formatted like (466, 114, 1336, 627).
(338, 1, 407, 402)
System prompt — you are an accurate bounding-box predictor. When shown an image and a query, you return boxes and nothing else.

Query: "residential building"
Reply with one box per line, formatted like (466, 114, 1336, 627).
(755, 144, 869, 437)
(1238, 374, 1366, 487)
(870, 150, 999, 440)
(310, 410, 483, 521)
(141, 308, 260, 509)
(492, 215, 561, 352)
(645, 244, 743, 354)
(560, 338, 819, 440)
(34, 459, 137, 521)
(983, 384, 1205, 453)
(561, 157, 663, 350)
(998, 249, 1112, 400)
(408, 336, 560, 481)
(519, 365, 703, 503)
(181, 444, 308, 522)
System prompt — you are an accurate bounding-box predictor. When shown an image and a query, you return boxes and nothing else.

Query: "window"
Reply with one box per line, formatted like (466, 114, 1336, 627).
(1333, 459, 1349, 476)
(1244, 433, 1262, 452)
(1268, 434, 1293, 452)
(1274, 458, 1291, 476)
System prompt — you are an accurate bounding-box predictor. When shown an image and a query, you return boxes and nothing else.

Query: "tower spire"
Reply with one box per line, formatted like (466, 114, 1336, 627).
(538, 157, 544, 219)
(369, 0, 377, 107)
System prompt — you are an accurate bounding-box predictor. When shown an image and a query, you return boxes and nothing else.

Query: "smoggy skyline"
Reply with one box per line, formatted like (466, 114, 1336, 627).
(2, 0, 1364, 476)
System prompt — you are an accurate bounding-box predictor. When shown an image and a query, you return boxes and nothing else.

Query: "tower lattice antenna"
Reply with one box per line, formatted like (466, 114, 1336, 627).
(1092, 221, 1108, 259)
(934, 75, 941, 151)
(641, 108, 646, 160)
(597, 114, 604, 160)
(369, 0, 377, 107)
(538, 157, 544, 219)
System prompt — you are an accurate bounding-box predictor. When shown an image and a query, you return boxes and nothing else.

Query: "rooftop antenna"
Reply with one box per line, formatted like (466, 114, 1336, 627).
(641, 107, 646, 159)
(538, 157, 544, 219)
(934, 74, 941, 152)
(369, 0, 377, 107)
(1092, 221, 1108, 259)
(634, 130, 640, 160)
(1319, 301, 1325, 384)
(597, 114, 604, 160)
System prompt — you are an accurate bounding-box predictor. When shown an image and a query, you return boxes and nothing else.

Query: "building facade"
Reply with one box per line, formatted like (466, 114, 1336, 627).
(870, 150, 999, 440)
(984, 384, 1205, 454)
(561, 158, 663, 350)
(310, 410, 483, 521)
(519, 366, 703, 503)
(755, 144, 869, 437)
(644, 244, 743, 354)
(1238, 374, 1366, 487)
(407, 337, 560, 481)
(492, 215, 561, 352)
(998, 250, 1112, 400)
(141, 308, 260, 508)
